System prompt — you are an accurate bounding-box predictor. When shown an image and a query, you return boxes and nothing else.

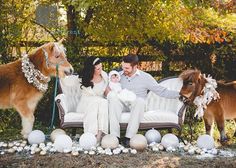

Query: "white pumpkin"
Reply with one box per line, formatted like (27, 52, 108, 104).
(145, 128, 161, 144)
(79, 132, 97, 150)
(130, 134, 147, 151)
(54, 134, 72, 152)
(101, 134, 119, 149)
(28, 130, 45, 145)
(50, 129, 66, 142)
(161, 133, 179, 149)
(197, 134, 215, 150)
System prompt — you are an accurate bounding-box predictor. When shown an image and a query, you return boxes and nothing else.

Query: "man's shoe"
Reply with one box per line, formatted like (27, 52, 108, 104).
(123, 137, 130, 147)
(118, 137, 122, 144)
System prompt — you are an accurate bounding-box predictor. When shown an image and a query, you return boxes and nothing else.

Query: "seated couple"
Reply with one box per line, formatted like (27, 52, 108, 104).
(77, 55, 180, 146)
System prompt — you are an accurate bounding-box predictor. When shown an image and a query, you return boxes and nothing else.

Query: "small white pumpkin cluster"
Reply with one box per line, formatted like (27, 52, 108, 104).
(77, 133, 138, 155)
(178, 134, 217, 155)
(0, 128, 232, 157)
(0, 139, 56, 156)
(147, 132, 179, 153)
(145, 131, 218, 156)
(0, 140, 28, 155)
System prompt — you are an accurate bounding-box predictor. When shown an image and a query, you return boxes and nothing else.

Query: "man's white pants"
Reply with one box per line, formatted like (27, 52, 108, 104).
(108, 92, 145, 138)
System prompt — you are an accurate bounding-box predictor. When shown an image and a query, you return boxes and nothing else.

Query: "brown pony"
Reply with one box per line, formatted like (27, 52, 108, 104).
(0, 40, 73, 138)
(179, 69, 236, 142)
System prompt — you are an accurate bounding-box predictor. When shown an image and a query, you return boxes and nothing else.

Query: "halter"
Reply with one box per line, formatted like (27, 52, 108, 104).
(183, 74, 220, 117)
(42, 46, 67, 69)
(21, 43, 66, 92)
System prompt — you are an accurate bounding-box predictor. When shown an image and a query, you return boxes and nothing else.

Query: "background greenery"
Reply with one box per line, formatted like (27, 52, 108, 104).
(0, 0, 235, 142)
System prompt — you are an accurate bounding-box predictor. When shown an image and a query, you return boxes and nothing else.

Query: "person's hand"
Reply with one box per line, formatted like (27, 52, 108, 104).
(179, 93, 190, 104)
(104, 86, 111, 97)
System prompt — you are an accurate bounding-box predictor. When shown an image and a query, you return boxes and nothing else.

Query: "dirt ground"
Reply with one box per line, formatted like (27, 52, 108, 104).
(1, 150, 236, 168)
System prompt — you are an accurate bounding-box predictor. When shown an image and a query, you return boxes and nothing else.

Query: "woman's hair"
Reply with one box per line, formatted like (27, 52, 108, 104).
(122, 54, 139, 67)
(81, 57, 101, 88)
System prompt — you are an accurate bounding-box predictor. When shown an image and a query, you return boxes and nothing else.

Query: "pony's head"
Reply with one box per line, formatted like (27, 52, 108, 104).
(179, 69, 206, 102)
(38, 39, 74, 78)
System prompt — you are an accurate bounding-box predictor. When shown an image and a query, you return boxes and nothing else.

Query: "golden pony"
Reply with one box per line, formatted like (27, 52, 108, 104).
(0, 40, 73, 138)
(179, 69, 236, 142)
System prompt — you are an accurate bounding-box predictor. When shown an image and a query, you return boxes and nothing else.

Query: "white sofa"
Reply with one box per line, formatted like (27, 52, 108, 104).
(55, 75, 186, 132)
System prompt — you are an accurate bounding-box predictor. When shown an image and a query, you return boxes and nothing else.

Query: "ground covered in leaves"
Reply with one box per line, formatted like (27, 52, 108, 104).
(1, 147, 236, 168)
(0, 118, 235, 167)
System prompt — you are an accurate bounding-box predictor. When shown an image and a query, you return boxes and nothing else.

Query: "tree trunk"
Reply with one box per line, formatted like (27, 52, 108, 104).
(66, 5, 77, 44)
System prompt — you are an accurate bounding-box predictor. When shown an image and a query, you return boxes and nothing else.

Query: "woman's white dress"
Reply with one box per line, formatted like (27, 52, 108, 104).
(77, 71, 108, 135)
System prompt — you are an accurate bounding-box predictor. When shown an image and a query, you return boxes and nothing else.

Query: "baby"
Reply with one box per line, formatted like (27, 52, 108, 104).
(108, 70, 122, 93)
(108, 70, 136, 105)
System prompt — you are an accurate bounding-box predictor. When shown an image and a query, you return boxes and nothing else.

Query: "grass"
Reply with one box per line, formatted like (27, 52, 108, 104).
(0, 110, 235, 148)
(0, 119, 235, 147)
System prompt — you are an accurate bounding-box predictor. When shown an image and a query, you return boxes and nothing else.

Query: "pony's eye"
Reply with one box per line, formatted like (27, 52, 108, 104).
(55, 55, 60, 58)
(188, 82, 193, 86)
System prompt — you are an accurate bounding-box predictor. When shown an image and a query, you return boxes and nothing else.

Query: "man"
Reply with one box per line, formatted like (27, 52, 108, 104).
(107, 54, 180, 146)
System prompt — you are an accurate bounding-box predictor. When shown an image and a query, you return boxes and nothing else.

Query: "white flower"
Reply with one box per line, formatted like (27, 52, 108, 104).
(193, 74, 220, 117)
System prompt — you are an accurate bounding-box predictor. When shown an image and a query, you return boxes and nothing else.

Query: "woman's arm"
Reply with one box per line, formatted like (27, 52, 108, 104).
(104, 86, 111, 97)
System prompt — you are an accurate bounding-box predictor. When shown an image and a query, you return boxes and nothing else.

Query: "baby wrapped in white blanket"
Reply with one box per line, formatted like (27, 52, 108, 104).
(108, 70, 136, 105)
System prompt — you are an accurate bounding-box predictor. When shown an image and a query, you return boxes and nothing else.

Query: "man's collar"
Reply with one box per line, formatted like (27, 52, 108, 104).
(120, 69, 140, 77)
(134, 69, 140, 76)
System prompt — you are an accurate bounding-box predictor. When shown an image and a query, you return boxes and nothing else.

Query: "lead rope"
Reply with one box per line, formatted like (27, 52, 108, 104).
(50, 64, 59, 130)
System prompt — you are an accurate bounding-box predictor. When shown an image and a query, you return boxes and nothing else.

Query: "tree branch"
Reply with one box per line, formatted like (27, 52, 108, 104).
(31, 20, 58, 41)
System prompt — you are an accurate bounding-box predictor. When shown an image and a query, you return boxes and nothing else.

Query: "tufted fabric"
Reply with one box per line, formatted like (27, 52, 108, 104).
(146, 78, 183, 115)
(56, 75, 82, 113)
(121, 110, 179, 124)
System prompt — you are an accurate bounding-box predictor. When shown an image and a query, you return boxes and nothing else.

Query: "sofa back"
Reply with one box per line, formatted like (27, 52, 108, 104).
(146, 77, 183, 114)
(59, 75, 183, 114)
(59, 75, 82, 112)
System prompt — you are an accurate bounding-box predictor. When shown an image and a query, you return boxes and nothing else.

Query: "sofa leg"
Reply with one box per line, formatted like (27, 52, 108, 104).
(71, 128, 76, 136)
(177, 129, 186, 145)
(178, 129, 182, 137)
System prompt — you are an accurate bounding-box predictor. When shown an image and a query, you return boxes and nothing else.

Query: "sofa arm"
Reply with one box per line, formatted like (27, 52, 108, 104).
(177, 103, 188, 125)
(55, 94, 69, 112)
(55, 94, 69, 122)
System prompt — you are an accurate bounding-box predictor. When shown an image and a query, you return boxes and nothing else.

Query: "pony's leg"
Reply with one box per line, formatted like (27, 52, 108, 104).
(215, 113, 228, 142)
(14, 102, 35, 139)
(20, 114, 35, 139)
(203, 113, 214, 136)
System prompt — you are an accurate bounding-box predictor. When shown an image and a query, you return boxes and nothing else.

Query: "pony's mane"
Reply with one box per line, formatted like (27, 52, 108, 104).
(217, 80, 236, 90)
(179, 69, 201, 82)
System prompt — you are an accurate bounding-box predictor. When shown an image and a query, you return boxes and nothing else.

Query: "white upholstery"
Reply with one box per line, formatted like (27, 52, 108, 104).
(64, 112, 83, 122)
(121, 110, 179, 124)
(146, 78, 183, 115)
(56, 75, 82, 114)
(56, 75, 184, 125)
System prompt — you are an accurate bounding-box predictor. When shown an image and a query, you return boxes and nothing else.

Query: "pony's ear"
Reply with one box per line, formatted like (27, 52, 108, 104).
(49, 42, 55, 52)
(47, 43, 60, 56)
(58, 38, 65, 45)
(197, 71, 202, 80)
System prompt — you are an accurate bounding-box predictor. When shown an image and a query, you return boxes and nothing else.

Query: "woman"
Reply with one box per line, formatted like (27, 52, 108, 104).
(77, 57, 109, 143)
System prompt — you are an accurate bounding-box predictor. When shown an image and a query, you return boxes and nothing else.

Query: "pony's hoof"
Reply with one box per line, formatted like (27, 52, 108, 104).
(21, 131, 29, 139)
(219, 136, 228, 144)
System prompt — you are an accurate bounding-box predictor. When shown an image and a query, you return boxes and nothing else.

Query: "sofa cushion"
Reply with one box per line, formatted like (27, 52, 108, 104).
(64, 112, 83, 122)
(120, 110, 178, 124)
(64, 110, 179, 124)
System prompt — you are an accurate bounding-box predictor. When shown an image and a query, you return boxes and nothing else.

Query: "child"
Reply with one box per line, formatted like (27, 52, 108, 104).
(108, 70, 122, 93)
(108, 70, 136, 105)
